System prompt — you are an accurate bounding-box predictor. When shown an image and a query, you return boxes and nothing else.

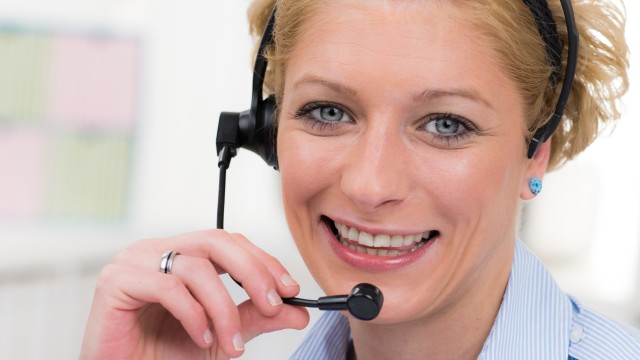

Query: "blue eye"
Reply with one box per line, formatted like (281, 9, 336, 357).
(425, 118, 464, 135)
(294, 102, 353, 131)
(310, 106, 348, 122)
(424, 114, 473, 137)
(421, 113, 478, 145)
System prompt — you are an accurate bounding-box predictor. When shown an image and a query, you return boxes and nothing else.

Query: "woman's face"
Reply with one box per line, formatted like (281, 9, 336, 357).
(277, 1, 539, 323)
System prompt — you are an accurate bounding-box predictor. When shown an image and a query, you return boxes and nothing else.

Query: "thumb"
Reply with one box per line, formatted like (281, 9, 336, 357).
(237, 299, 310, 343)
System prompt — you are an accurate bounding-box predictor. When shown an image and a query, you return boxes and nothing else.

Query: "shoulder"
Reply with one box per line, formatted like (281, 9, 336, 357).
(483, 241, 640, 360)
(567, 294, 640, 359)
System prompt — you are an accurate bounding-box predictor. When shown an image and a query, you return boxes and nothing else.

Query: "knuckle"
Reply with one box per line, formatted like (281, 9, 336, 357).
(262, 253, 282, 269)
(202, 228, 229, 241)
(237, 256, 270, 282)
(124, 237, 155, 251)
(181, 256, 216, 276)
(111, 248, 133, 265)
(96, 264, 115, 290)
(244, 302, 259, 324)
(229, 232, 248, 242)
(94, 264, 119, 294)
(157, 274, 185, 296)
(199, 229, 233, 251)
(184, 300, 207, 321)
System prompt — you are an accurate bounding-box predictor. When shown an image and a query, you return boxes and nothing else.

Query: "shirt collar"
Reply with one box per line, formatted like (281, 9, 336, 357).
(478, 240, 573, 359)
(291, 240, 574, 359)
(290, 310, 351, 359)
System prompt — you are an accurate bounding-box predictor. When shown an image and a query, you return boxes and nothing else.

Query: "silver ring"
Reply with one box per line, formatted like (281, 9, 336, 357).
(159, 250, 179, 274)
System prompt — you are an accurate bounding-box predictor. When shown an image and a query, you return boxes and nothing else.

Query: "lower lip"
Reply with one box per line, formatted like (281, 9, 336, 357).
(322, 221, 436, 271)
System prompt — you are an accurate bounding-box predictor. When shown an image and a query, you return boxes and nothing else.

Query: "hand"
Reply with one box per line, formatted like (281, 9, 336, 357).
(80, 229, 309, 359)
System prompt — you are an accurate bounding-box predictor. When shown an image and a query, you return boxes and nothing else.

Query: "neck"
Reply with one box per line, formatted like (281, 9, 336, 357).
(348, 246, 513, 360)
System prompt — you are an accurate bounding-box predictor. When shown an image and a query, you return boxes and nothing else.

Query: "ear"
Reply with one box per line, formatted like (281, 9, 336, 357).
(520, 138, 551, 200)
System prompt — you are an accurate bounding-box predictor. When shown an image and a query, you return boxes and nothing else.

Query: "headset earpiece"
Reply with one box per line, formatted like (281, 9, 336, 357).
(216, 8, 278, 169)
(216, 95, 277, 169)
(240, 95, 278, 168)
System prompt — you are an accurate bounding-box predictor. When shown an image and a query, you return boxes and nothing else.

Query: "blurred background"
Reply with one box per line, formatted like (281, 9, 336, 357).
(0, 0, 638, 358)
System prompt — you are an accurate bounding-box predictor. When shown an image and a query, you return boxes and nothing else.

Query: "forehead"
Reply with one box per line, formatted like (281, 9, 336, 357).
(283, 0, 514, 103)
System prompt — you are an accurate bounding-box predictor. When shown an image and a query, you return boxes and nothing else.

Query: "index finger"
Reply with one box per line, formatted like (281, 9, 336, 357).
(228, 232, 301, 299)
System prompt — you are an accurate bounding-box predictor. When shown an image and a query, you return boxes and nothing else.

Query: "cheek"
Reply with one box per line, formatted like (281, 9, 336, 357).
(277, 132, 348, 291)
(422, 149, 524, 233)
(278, 133, 326, 204)
(277, 131, 332, 242)
(277, 126, 351, 199)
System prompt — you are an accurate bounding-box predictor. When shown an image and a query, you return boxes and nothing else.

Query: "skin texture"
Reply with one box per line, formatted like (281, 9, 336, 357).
(80, 231, 309, 359)
(81, 1, 551, 359)
(277, 1, 550, 359)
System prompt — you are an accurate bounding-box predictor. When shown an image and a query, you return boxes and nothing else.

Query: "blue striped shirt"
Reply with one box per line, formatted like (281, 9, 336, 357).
(290, 240, 640, 359)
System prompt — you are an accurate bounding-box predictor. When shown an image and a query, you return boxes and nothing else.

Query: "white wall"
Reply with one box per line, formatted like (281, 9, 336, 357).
(0, 1, 638, 359)
(522, 1, 640, 321)
(0, 0, 319, 358)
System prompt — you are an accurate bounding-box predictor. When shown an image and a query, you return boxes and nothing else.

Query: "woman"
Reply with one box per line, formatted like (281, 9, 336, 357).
(81, 0, 638, 358)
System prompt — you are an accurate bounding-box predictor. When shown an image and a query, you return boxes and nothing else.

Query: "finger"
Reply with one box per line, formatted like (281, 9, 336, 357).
(96, 264, 214, 350)
(112, 251, 246, 357)
(169, 254, 247, 356)
(114, 230, 282, 316)
(125, 229, 239, 269)
(229, 233, 301, 298)
(168, 230, 290, 318)
(237, 299, 310, 343)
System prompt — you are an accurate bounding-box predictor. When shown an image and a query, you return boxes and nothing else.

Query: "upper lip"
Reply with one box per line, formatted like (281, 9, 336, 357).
(324, 215, 434, 237)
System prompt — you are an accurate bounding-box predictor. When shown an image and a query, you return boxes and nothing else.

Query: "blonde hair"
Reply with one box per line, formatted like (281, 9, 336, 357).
(248, 0, 629, 170)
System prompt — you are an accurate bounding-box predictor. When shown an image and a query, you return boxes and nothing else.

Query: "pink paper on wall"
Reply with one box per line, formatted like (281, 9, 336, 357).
(45, 35, 138, 131)
(0, 129, 46, 217)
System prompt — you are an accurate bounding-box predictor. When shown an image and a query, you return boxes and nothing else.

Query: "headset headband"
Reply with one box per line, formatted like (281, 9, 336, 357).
(526, 0, 579, 158)
(238, 0, 579, 163)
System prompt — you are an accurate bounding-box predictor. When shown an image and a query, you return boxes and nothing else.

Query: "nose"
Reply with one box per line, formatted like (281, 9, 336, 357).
(340, 125, 411, 212)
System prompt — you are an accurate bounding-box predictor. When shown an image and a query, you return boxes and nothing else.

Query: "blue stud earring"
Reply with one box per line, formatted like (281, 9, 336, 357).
(529, 177, 542, 196)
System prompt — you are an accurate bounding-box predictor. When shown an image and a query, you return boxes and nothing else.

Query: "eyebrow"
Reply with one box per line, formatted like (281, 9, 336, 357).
(292, 75, 494, 110)
(413, 88, 495, 110)
(293, 75, 358, 96)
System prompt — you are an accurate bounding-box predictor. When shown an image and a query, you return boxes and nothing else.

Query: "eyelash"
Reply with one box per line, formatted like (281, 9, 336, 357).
(293, 102, 352, 131)
(420, 113, 478, 145)
(294, 103, 479, 146)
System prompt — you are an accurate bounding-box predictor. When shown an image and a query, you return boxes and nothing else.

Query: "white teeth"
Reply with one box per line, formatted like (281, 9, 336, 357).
(339, 233, 429, 257)
(387, 249, 400, 256)
(373, 234, 391, 247)
(358, 232, 374, 247)
(346, 227, 358, 241)
(336, 222, 349, 238)
(342, 224, 349, 238)
(390, 235, 404, 247)
(333, 220, 433, 254)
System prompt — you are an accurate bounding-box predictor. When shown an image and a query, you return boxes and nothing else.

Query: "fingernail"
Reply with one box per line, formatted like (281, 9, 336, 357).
(204, 328, 214, 344)
(280, 273, 298, 287)
(267, 288, 283, 306)
(233, 332, 245, 351)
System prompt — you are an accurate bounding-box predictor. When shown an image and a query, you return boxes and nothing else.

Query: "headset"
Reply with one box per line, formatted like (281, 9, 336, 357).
(215, 6, 384, 322)
(215, 0, 578, 321)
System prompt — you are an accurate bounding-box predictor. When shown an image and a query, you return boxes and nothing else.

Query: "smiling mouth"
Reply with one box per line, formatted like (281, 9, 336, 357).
(323, 216, 440, 257)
